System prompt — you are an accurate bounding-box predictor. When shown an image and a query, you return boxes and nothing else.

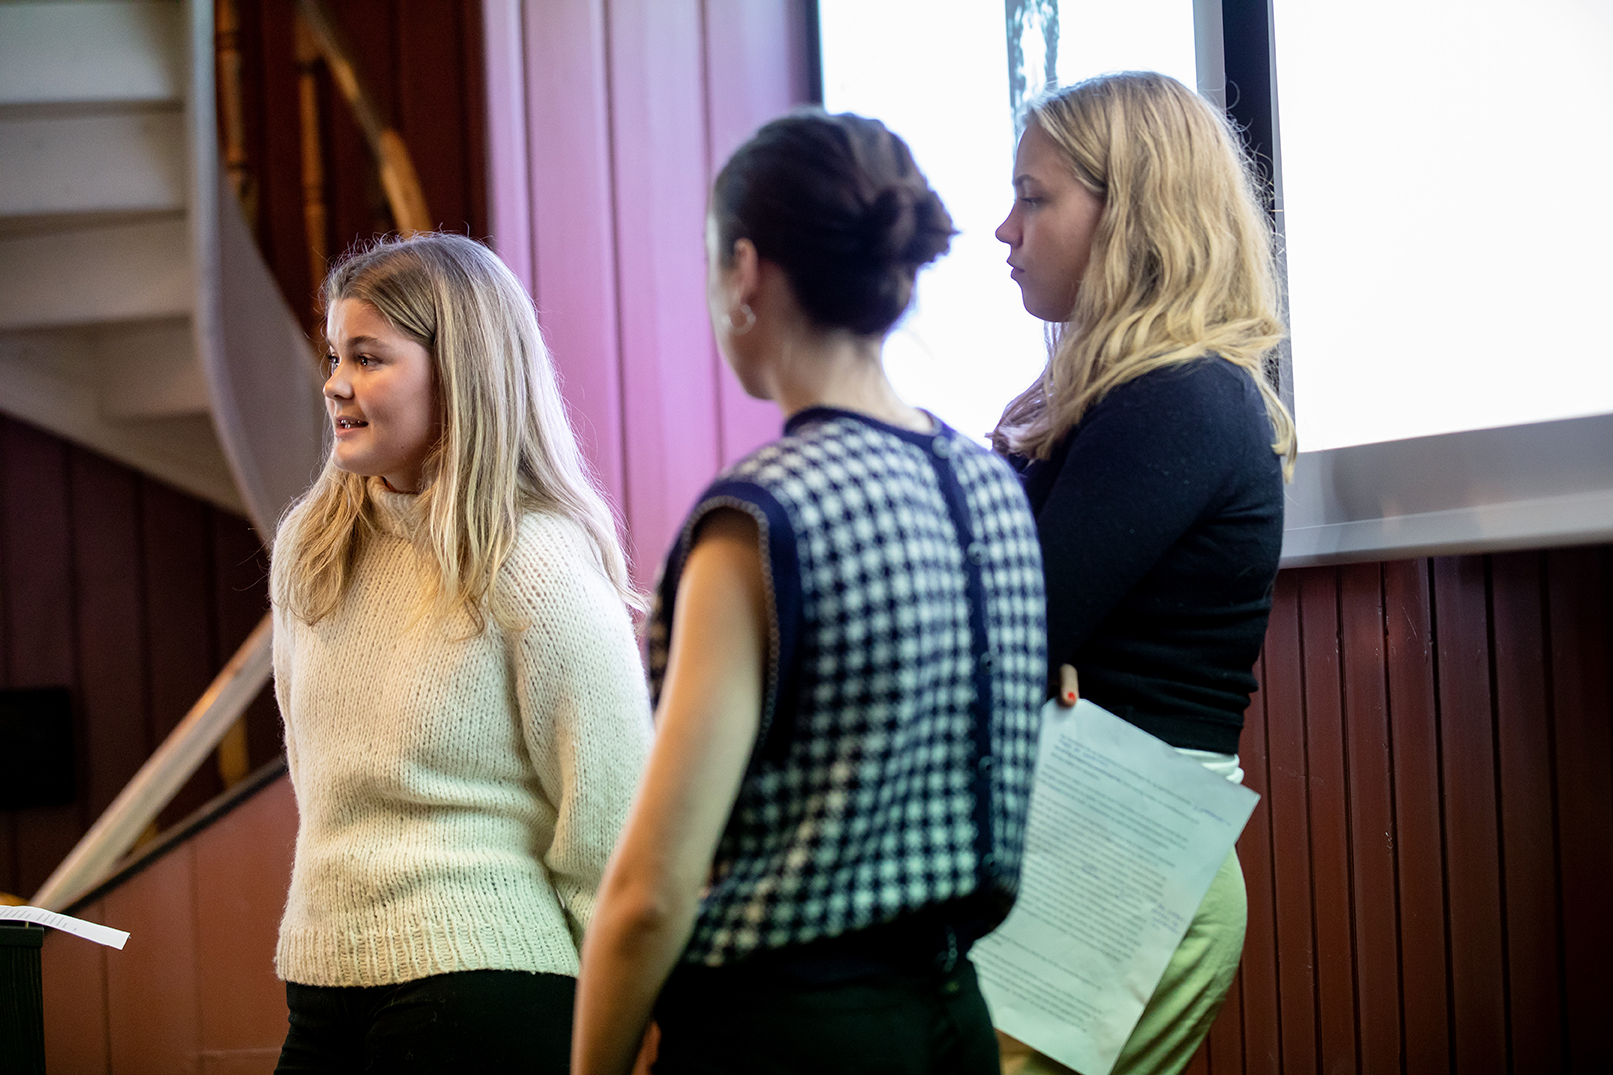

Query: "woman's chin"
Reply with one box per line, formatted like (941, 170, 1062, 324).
(1025, 298, 1067, 323)
(329, 449, 374, 479)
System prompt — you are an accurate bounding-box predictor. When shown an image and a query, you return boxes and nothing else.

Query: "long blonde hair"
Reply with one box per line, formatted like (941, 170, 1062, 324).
(274, 232, 641, 628)
(993, 72, 1296, 475)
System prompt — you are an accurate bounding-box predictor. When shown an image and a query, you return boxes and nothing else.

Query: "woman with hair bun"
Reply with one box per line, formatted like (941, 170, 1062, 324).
(573, 111, 1048, 1075)
(992, 72, 1294, 1074)
(270, 233, 652, 1073)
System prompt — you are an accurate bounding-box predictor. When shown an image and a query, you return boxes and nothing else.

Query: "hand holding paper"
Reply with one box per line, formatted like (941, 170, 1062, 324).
(973, 700, 1258, 1075)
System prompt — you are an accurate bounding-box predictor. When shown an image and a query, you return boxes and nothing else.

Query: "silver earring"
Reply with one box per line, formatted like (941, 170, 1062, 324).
(723, 303, 756, 336)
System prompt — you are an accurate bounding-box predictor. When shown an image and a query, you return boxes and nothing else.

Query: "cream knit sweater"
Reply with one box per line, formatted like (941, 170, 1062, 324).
(271, 481, 652, 987)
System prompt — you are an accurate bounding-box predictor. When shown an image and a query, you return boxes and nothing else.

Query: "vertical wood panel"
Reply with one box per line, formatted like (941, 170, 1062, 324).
(606, 0, 722, 582)
(323, 1, 395, 249)
(237, 0, 309, 317)
(1489, 551, 1564, 1071)
(699, 0, 816, 205)
(523, 0, 626, 507)
(483, 0, 533, 290)
(2, 419, 83, 897)
(40, 899, 111, 1074)
(40, 779, 299, 1075)
(396, 0, 474, 230)
(459, 3, 490, 244)
(70, 451, 152, 821)
(142, 481, 225, 826)
(1, 415, 273, 907)
(1259, 572, 1316, 1074)
(484, 0, 810, 543)
(234, 0, 489, 327)
(1234, 649, 1281, 1073)
(1297, 567, 1357, 1073)
(1545, 546, 1613, 1072)
(1204, 970, 1244, 1074)
(1382, 558, 1451, 1074)
(1431, 555, 1507, 1075)
(194, 778, 296, 1057)
(104, 844, 202, 1074)
(702, 0, 814, 467)
(1338, 561, 1401, 1073)
(0, 419, 11, 894)
(211, 513, 279, 771)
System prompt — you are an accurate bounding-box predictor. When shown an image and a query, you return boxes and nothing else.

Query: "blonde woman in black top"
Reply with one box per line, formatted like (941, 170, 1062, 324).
(992, 72, 1294, 1075)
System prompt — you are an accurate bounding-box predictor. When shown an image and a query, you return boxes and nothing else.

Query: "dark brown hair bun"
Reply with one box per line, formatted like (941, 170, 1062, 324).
(712, 109, 955, 336)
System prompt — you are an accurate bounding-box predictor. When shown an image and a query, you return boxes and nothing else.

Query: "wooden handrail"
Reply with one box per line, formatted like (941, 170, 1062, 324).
(30, 615, 274, 912)
(295, 0, 433, 234)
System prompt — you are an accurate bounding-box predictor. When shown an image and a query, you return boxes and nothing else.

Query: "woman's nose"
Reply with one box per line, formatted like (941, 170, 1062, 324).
(323, 367, 351, 400)
(994, 210, 1016, 246)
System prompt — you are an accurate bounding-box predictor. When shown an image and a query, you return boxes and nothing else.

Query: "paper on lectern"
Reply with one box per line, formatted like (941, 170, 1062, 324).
(0, 905, 129, 949)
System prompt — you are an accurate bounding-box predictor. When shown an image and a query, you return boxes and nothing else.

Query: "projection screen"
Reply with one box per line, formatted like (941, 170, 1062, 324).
(818, 0, 1613, 565)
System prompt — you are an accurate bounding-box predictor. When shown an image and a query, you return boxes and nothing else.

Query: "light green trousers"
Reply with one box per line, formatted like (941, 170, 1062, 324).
(998, 849, 1247, 1075)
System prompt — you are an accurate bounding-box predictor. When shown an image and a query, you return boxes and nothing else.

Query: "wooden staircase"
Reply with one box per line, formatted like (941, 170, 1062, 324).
(0, 0, 325, 533)
(0, 0, 456, 916)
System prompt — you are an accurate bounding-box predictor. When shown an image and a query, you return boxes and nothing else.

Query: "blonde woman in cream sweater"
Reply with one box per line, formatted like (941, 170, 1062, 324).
(270, 233, 652, 1074)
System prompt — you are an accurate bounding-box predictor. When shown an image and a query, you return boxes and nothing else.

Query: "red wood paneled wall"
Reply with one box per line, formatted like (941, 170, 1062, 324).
(41, 775, 297, 1074)
(22, 6, 1613, 1072)
(222, 0, 489, 331)
(481, 0, 818, 585)
(1191, 547, 1613, 1075)
(0, 416, 277, 903)
(34, 540, 1611, 1073)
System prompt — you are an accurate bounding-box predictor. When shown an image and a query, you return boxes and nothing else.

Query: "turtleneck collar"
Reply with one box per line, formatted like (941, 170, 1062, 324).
(367, 476, 426, 541)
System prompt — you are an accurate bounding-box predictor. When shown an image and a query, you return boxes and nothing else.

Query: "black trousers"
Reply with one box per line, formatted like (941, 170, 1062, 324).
(652, 957, 1000, 1075)
(276, 969, 575, 1074)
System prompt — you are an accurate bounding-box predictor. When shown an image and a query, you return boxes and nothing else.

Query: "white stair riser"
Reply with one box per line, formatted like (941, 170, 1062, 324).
(0, 328, 241, 510)
(0, 319, 210, 420)
(0, 0, 329, 523)
(0, 2, 183, 108)
(0, 110, 186, 217)
(97, 318, 209, 419)
(0, 218, 192, 331)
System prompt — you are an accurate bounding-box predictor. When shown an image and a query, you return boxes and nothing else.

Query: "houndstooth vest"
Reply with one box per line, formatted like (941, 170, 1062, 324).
(649, 408, 1047, 966)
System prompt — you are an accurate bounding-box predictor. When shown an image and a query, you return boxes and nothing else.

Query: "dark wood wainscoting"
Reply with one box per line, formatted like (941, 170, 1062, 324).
(0, 415, 277, 902)
(1194, 548, 1612, 1075)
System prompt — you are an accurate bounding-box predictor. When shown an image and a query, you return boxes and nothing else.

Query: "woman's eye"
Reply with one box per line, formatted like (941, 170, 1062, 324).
(324, 353, 339, 375)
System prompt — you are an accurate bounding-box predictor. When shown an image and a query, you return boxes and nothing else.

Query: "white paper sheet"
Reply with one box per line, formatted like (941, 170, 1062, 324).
(974, 700, 1258, 1075)
(0, 905, 129, 950)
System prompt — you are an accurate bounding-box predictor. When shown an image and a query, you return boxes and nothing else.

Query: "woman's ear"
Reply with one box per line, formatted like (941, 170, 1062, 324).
(728, 238, 761, 307)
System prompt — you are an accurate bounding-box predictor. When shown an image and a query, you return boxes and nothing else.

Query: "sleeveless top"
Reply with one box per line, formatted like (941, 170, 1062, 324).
(649, 407, 1047, 966)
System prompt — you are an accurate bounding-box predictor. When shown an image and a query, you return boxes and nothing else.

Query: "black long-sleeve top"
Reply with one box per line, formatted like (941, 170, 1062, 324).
(1008, 357, 1284, 753)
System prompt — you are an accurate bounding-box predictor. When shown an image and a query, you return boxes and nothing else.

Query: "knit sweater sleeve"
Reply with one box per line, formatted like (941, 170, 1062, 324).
(268, 531, 300, 776)
(499, 514, 653, 945)
(270, 601, 298, 775)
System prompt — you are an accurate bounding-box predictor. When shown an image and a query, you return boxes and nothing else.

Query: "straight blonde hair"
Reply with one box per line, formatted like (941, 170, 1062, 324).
(993, 72, 1296, 476)
(274, 233, 641, 629)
